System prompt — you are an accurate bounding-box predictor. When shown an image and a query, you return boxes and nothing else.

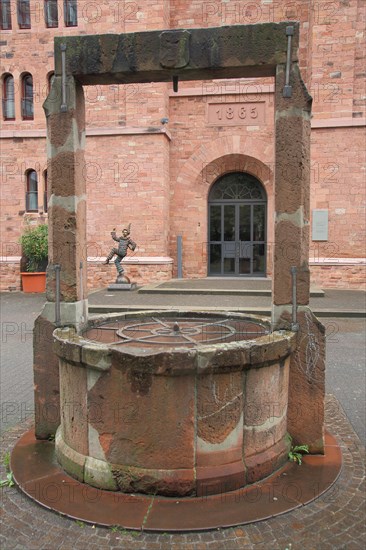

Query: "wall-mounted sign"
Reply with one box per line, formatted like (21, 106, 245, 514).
(312, 209, 329, 241)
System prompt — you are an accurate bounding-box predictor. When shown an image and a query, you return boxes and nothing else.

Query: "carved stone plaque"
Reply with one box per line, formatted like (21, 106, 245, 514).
(207, 102, 265, 125)
(159, 30, 191, 69)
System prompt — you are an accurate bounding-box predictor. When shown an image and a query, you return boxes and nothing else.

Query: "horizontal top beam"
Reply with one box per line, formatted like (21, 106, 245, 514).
(54, 22, 299, 85)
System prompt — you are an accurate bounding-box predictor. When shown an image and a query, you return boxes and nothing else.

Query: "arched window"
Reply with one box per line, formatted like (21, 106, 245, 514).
(0, 0, 12, 30)
(44, 0, 58, 27)
(2, 74, 15, 120)
(21, 73, 33, 120)
(26, 170, 38, 211)
(43, 170, 48, 213)
(17, 0, 31, 28)
(64, 0, 77, 27)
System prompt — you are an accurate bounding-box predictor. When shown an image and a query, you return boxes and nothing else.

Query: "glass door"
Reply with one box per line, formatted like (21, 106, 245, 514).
(209, 202, 266, 276)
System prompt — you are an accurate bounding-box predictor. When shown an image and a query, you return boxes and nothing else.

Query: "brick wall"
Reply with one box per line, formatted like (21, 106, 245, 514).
(0, 261, 21, 291)
(1, 0, 365, 291)
(310, 264, 366, 290)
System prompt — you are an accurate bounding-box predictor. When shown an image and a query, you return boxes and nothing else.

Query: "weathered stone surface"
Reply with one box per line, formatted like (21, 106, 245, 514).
(286, 308, 325, 453)
(111, 346, 195, 376)
(195, 343, 251, 374)
(273, 64, 312, 310)
(46, 200, 87, 302)
(81, 343, 111, 371)
(54, 23, 299, 84)
(52, 311, 301, 495)
(111, 463, 195, 497)
(196, 461, 246, 497)
(47, 150, 86, 197)
(84, 456, 118, 491)
(55, 427, 85, 482)
(197, 371, 243, 444)
(34, 315, 60, 439)
(244, 361, 289, 430)
(244, 415, 288, 458)
(245, 438, 289, 484)
(53, 327, 81, 363)
(44, 75, 87, 306)
(59, 359, 88, 456)
(249, 332, 296, 365)
(88, 358, 195, 470)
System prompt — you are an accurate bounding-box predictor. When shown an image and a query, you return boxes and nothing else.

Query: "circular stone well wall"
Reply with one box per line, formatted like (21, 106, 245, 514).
(53, 311, 296, 497)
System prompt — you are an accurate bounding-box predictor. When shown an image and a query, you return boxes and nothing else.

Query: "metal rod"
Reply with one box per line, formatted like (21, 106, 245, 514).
(177, 235, 183, 278)
(79, 261, 83, 301)
(283, 26, 294, 98)
(291, 266, 299, 331)
(173, 75, 179, 93)
(55, 264, 61, 326)
(60, 44, 67, 112)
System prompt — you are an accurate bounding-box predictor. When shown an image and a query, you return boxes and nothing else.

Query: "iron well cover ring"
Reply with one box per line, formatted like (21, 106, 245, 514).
(85, 315, 269, 350)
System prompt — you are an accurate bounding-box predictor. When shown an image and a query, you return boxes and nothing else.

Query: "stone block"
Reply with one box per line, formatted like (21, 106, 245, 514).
(59, 360, 88, 456)
(34, 315, 61, 439)
(87, 361, 195, 470)
(84, 456, 118, 491)
(55, 427, 85, 483)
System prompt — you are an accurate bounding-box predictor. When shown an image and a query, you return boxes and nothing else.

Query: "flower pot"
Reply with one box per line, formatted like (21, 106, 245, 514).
(21, 272, 46, 293)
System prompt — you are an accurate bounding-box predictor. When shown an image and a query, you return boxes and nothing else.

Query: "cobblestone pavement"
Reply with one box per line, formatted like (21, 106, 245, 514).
(0, 395, 365, 550)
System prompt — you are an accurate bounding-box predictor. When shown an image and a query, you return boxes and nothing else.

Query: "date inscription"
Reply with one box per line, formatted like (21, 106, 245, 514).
(207, 102, 265, 126)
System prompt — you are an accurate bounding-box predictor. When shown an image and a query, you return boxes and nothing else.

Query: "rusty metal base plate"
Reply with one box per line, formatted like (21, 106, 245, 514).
(11, 430, 342, 532)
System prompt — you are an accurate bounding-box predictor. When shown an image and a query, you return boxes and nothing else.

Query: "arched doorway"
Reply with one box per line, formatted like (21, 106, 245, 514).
(208, 172, 267, 276)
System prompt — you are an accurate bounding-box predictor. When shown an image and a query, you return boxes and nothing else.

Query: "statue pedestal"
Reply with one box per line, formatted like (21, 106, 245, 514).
(108, 283, 136, 290)
(108, 274, 136, 291)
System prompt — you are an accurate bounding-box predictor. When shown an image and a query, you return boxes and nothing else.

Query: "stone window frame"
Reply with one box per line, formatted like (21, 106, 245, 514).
(44, 0, 58, 28)
(25, 169, 39, 212)
(43, 169, 48, 213)
(17, 0, 31, 29)
(21, 73, 34, 120)
(0, 0, 12, 30)
(64, 0, 77, 27)
(47, 71, 55, 92)
(2, 73, 15, 120)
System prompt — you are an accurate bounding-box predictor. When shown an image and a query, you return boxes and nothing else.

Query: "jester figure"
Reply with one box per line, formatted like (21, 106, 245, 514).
(103, 224, 137, 276)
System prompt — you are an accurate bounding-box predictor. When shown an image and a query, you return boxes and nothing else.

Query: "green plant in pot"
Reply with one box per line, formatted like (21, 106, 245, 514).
(19, 223, 48, 292)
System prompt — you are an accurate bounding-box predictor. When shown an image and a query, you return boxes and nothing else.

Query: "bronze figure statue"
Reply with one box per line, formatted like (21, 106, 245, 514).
(103, 224, 136, 280)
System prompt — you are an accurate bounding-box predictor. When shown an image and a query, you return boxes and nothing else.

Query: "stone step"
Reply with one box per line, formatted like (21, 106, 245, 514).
(138, 279, 324, 297)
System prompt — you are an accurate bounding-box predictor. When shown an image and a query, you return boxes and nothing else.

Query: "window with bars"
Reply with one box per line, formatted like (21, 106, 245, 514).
(17, 0, 31, 28)
(0, 0, 12, 29)
(21, 74, 33, 119)
(44, 0, 58, 27)
(26, 170, 38, 211)
(64, 0, 77, 27)
(2, 74, 15, 120)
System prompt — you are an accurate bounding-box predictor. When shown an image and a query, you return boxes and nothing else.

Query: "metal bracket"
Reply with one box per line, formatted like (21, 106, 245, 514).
(60, 44, 67, 112)
(283, 26, 294, 98)
(54, 264, 61, 326)
(291, 265, 299, 332)
(173, 75, 179, 93)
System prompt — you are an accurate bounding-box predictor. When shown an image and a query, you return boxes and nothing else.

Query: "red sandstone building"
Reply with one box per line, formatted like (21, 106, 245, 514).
(1, 0, 365, 290)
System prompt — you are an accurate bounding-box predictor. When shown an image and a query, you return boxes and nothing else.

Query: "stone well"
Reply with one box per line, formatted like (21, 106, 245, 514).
(54, 311, 296, 497)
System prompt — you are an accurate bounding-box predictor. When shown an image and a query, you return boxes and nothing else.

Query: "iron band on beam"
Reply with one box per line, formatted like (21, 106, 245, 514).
(60, 44, 67, 112)
(283, 26, 294, 98)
